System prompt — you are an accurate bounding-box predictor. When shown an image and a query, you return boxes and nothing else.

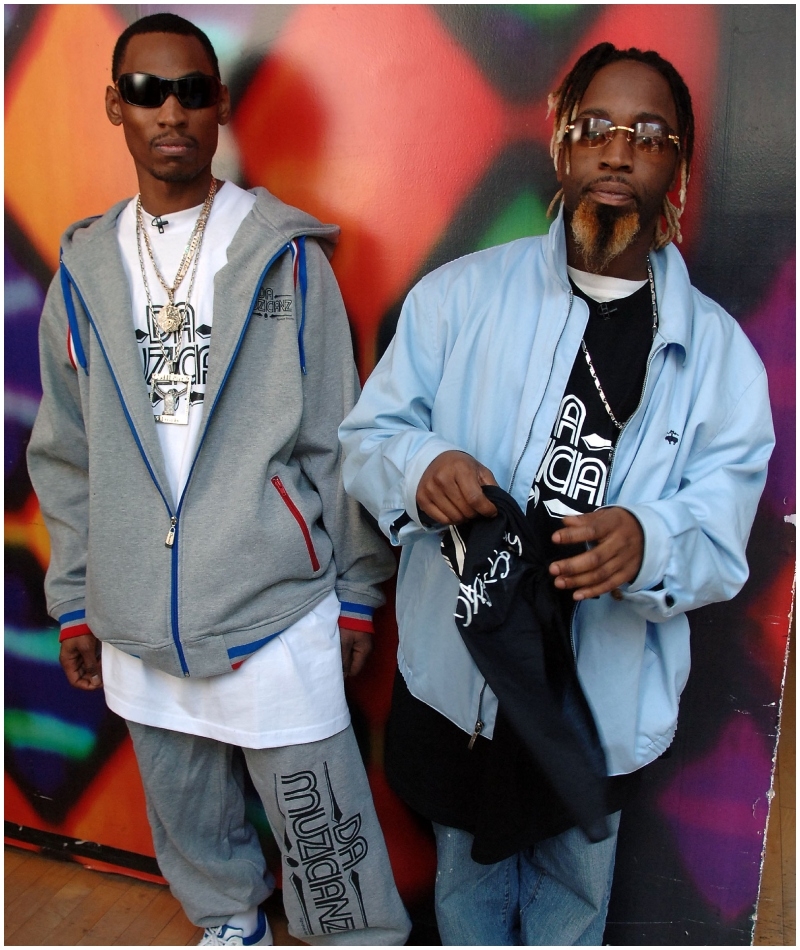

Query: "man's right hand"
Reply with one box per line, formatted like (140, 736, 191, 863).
(416, 450, 499, 525)
(60, 633, 103, 690)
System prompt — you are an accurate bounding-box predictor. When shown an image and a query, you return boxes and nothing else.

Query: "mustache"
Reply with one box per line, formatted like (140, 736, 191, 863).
(149, 133, 199, 148)
(581, 175, 640, 202)
(581, 175, 641, 207)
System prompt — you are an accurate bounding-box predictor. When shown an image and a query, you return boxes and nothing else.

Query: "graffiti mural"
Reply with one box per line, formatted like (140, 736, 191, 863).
(4, 4, 794, 943)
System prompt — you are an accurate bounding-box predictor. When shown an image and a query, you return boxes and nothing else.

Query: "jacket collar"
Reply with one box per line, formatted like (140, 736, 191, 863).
(545, 205, 693, 364)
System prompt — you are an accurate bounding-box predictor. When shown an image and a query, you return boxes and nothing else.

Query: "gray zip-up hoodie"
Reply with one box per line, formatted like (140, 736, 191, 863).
(28, 186, 395, 678)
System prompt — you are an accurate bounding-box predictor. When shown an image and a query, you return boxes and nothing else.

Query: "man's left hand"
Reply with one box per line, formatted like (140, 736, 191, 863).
(339, 626, 373, 678)
(549, 507, 644, 601)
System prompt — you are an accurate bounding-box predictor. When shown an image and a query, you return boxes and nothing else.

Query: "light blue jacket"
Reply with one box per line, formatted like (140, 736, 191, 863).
(339, 212, 774, 775)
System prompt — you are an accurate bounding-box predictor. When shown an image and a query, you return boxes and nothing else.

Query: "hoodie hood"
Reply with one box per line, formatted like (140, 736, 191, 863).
(61, 184, 339, 259)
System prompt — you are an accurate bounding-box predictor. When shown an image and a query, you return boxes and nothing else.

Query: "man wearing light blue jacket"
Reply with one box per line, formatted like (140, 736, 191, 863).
(340, 43, 774, 946)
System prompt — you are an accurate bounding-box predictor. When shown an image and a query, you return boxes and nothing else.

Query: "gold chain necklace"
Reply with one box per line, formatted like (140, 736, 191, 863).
(134, 179, 217, 425)
(136, 177, 217, 335)
(580, 257, 658, 431)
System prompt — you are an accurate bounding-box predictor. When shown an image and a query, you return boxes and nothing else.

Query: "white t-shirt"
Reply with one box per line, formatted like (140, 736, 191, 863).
(567, 265, 647, 303)
(103, 182, 349, 749)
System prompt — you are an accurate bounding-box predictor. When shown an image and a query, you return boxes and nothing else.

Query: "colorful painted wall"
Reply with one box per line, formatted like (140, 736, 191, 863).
(5, 5, 795, 944)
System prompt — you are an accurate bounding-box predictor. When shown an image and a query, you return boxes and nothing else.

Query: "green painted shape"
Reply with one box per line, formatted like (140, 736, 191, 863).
(5, 710, 96, 759)
(4, 627, 61, 664)
(476, 191, 550, 251)
(503, 5, 584, 26)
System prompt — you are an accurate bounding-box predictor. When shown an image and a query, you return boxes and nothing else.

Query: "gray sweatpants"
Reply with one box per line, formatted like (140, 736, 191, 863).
(126, 721, 411, 945)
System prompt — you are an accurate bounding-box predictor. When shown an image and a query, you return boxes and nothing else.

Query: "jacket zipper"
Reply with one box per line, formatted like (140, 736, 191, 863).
(468, 681, 488, 750)
(509, 291, 575, 496)
(62, 242, 294, 677)
(271, 475, 320, 571)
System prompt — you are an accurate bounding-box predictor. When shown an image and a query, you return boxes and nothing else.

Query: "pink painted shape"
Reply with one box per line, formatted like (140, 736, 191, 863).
(740, 256, 796, 515)
(658, 715, 772, 921)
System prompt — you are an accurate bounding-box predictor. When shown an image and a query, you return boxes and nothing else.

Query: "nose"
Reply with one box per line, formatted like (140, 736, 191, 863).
(599, 129, 635, 171)
(156, 93, 188, 126)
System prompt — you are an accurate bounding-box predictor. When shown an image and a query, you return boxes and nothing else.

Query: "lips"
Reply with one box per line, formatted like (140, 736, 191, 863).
(152, 136, 197, 157)
(585, 178, 636, 205)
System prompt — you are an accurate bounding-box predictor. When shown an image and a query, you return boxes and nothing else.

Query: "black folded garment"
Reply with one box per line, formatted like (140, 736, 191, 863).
(441, 484, 609, 847)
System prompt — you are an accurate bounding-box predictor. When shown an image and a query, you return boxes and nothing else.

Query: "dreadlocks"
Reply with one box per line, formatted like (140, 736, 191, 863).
(547, 42, 694, 249)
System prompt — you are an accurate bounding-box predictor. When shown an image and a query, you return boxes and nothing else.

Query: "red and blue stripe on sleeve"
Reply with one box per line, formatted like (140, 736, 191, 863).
(338, 602, 375, 634)
(58, 608, 91, 642)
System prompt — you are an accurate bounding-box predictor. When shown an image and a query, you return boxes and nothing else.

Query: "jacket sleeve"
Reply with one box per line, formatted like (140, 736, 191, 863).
(293, 240, 396, 628)
(621, 365, 774, 620)
(339, 277, 464, 545)
(26, 268, 92, 636)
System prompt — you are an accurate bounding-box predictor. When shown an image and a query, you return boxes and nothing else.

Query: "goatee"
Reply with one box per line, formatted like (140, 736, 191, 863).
(570, 195, 641, 274)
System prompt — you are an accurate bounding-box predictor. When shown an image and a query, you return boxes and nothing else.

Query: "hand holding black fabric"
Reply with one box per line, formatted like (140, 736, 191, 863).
(441, 485, 610, 846)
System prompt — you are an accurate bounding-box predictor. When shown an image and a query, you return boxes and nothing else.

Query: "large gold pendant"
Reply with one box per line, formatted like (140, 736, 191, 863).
(151, 371, 191, 425)
(156, 302, 184, 335)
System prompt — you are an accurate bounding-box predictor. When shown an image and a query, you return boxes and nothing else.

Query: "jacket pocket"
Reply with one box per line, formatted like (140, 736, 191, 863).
(271, 475, 320, 571)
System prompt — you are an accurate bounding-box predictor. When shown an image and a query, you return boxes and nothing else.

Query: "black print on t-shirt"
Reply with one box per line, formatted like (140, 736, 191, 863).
(532, 393, 614, 520)
(138, 302, 210, 409)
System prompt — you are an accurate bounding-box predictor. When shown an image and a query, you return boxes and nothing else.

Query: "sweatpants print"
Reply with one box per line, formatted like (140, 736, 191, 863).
(127, 721, 410, 945)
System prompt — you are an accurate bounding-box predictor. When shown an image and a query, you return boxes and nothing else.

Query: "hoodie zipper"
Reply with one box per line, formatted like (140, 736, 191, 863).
(62, 242, 295, 676)
(165, 517, 177, 547)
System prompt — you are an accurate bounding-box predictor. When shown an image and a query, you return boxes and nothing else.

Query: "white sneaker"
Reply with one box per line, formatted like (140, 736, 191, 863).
(198, 907, 273, 946)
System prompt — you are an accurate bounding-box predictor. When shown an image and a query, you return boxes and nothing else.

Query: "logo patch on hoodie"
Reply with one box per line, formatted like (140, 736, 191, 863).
(254, 286, 294, 321)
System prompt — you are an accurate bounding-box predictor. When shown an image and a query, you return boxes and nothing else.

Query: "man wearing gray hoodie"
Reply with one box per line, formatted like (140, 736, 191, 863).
(27, 13, 409, 947)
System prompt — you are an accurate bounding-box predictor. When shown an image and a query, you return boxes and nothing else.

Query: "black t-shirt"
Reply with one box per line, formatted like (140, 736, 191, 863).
(528, 279, 654, 622)
(385, 279, 654, 859)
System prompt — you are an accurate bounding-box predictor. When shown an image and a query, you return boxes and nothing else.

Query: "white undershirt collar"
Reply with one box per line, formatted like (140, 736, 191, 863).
(567, 265, 647, 304)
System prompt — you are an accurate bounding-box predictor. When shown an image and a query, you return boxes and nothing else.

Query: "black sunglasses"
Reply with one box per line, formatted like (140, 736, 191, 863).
(117, 72, 221, 110)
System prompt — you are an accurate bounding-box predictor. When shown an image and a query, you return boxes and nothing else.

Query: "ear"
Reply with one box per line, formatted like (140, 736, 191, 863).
(217, 84, 231, 127)
(106, 85, 123, 126)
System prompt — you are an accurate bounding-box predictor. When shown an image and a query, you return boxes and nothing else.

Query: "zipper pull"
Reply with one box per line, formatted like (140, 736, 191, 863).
(467, 719, 484, 751)
(165, 516, 177, 548)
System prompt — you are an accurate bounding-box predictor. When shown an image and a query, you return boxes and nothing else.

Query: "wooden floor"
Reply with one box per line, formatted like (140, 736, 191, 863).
(3, 849, 303, 946)
(5, 637, 795, 946)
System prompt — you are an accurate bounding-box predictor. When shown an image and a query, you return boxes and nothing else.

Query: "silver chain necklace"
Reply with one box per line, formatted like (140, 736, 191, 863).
(580, 257, 658, 431)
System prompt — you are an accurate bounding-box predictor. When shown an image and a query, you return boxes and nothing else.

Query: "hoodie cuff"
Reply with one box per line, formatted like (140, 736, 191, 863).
(338, 602, 375, 634)
(58, 608, 92, 642)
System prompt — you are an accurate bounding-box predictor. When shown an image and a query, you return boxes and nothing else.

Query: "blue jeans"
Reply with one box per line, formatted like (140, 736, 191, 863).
(432, 812, 620, 946)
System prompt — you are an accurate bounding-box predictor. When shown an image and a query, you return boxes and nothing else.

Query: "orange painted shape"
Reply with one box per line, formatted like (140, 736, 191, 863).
(5, 5, 137, 270)
(746, 559, 795, 689)
(65, 736, 156, 857)
(5, 737, 155, 860)
(4, 491, 51, 571)
(5, 773, 44, 830)
(234, 5, 506, 371)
